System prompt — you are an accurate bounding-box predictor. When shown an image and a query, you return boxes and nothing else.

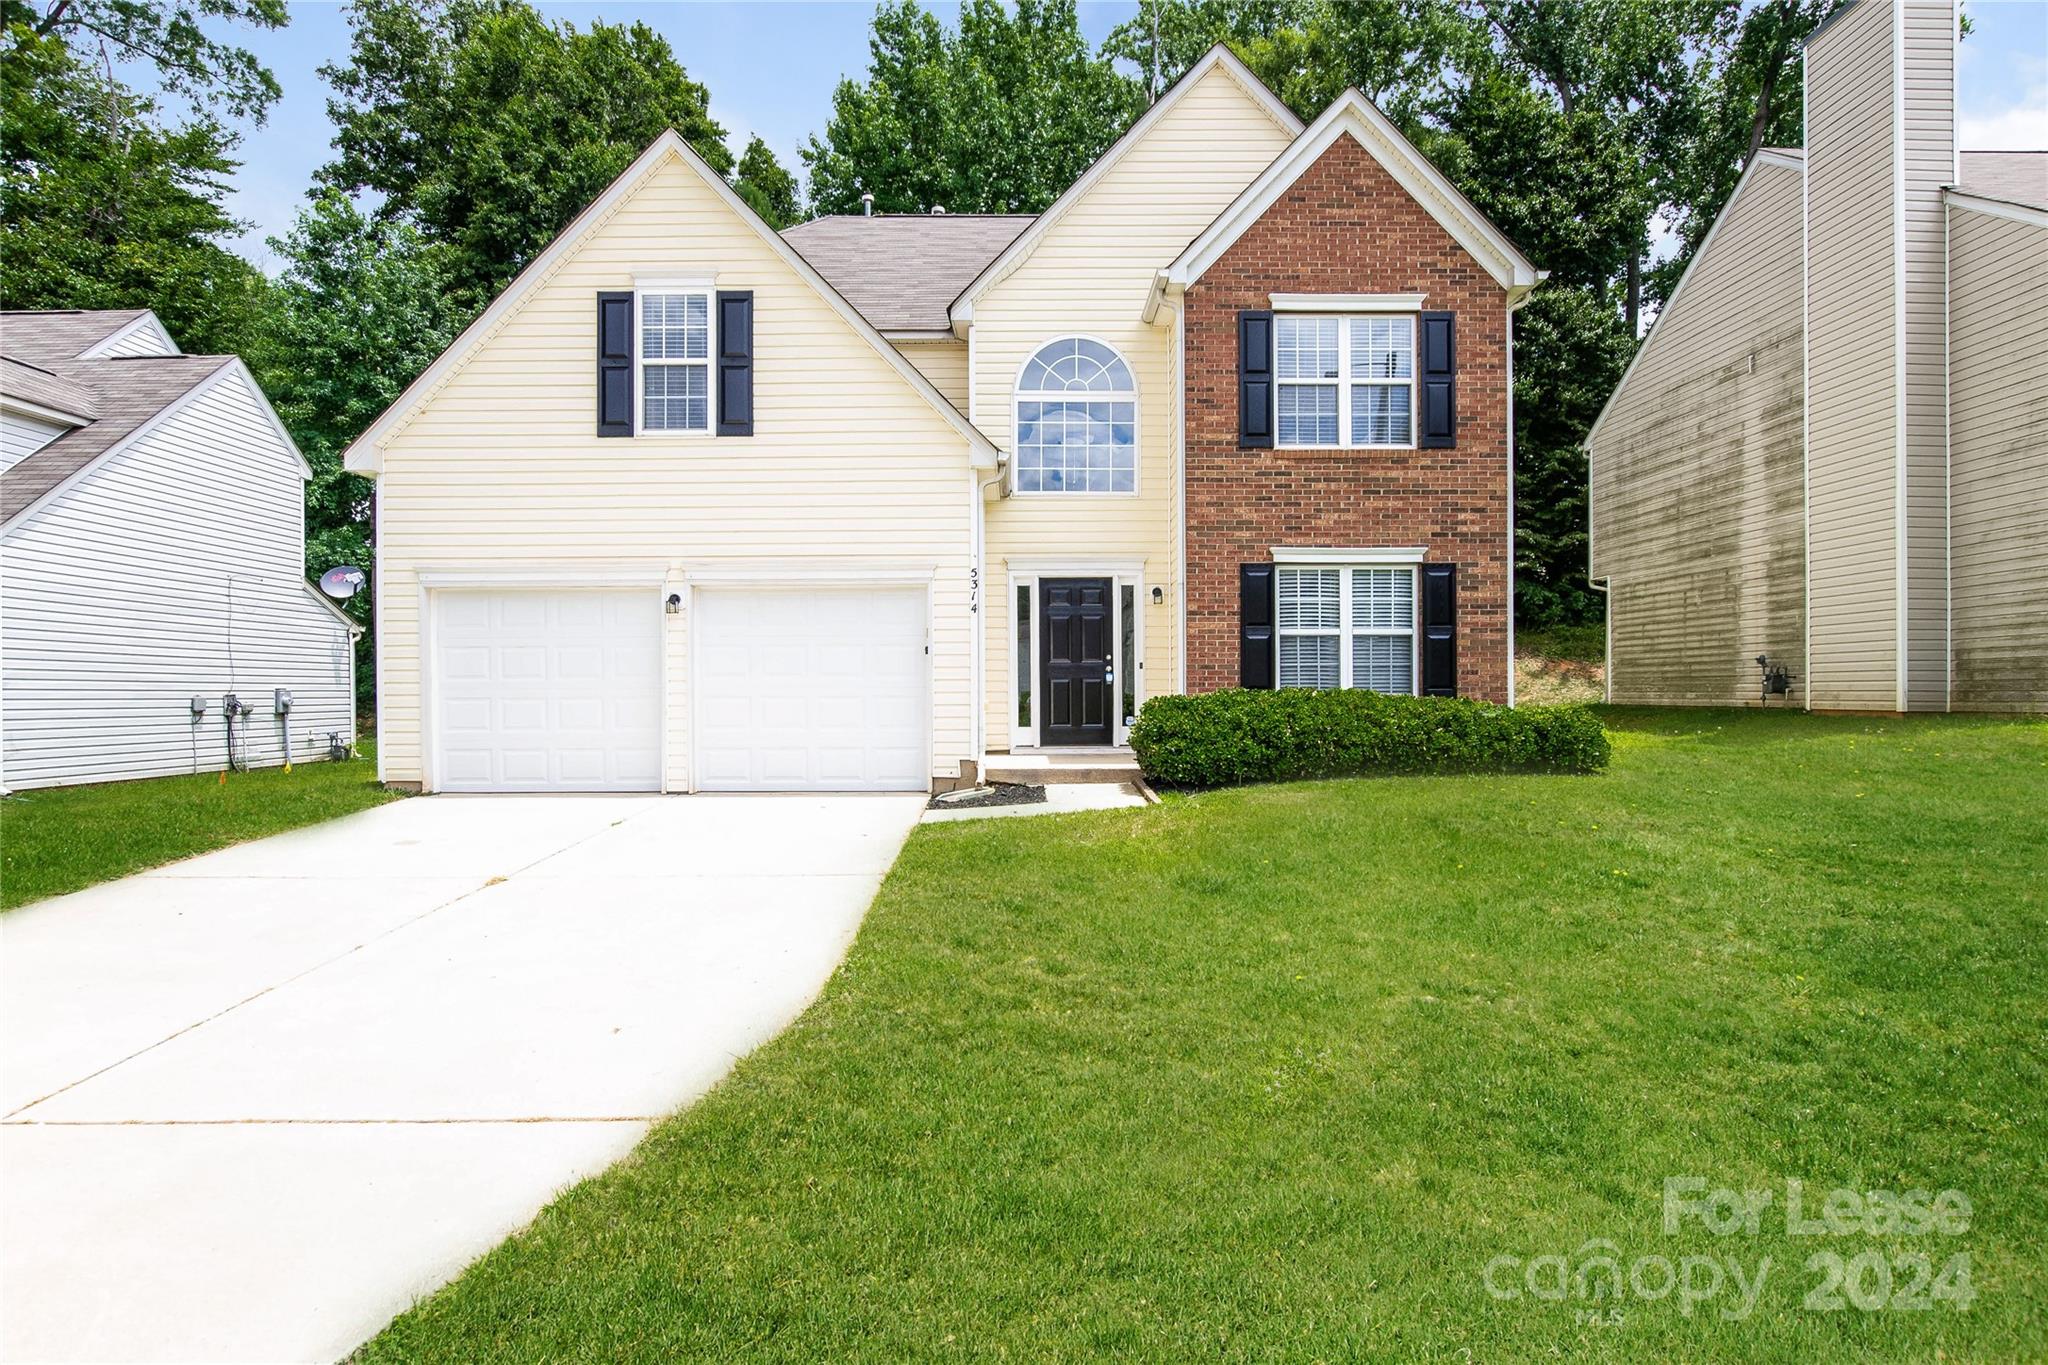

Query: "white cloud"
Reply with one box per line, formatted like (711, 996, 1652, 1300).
(1958, 80, 2048, 148)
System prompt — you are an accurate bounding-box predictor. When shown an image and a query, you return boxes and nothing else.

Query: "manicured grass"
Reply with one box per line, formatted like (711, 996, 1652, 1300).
(1, 743, 399, 909)
(363, 710, 2046, 1361)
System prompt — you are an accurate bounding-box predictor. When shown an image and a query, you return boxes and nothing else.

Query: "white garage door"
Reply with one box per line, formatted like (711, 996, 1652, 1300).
(433, 590, 661, 792)
(694, 586, 928, 791)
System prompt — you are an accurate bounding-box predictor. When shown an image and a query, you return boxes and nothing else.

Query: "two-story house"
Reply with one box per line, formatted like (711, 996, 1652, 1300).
(343, 47, 1541, 793)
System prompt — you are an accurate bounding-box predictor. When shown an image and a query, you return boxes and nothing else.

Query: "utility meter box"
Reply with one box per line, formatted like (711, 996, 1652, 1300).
(273, 688, 293, 715)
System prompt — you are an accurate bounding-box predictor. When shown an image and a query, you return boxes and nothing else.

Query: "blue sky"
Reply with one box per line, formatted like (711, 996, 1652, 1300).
(204, 0, 2047, 271)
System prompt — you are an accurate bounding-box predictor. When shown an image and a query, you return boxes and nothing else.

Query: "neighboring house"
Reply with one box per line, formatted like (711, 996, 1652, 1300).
(1587, 0, 2047, 712)
(0, 310, 358, 790)
(344, 46, 1541, 794)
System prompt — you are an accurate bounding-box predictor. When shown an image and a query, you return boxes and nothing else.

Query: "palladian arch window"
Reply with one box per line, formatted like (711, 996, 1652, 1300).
(1014, 338, 1137, 493)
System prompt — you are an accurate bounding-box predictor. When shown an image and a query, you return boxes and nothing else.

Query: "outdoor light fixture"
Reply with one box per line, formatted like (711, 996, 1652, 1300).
(666, 593, 682, 614)
(1151, 586, 1164, 604)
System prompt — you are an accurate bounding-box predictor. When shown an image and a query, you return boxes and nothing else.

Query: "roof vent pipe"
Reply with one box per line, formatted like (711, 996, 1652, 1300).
(860, 192, 874, 216)
(931, 205, 946, 214)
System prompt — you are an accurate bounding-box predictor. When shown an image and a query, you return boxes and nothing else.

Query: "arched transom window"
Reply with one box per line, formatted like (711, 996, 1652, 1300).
(1015, 337, 1136, 493)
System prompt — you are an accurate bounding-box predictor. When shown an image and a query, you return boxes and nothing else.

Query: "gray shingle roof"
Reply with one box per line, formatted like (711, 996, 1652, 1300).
(1, 358, 100, 422)
(1956, 150, 2048, 210)
(781, 214, 1036, 333)
(0, 311, 235, 523)
(0, 310, 153, 366)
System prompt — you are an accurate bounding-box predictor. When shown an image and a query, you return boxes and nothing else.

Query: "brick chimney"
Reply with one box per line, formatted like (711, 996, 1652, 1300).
(1802, 0, 1957, 711)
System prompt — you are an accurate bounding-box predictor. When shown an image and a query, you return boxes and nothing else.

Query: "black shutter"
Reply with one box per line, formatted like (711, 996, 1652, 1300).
(716, 290, 753, 437)
(1240, 563, 1276, 688)
(597, 292, 634, 437)
(1238, 309, 1274, 448)
(1420, 562, 1457, 696)
(1419, 310, 1456, 449)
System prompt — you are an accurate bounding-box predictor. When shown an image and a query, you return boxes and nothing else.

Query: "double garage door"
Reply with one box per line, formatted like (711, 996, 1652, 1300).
(432, 587, 927, 793)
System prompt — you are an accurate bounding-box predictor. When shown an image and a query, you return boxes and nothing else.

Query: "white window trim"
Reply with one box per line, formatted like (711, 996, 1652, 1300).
(1274, 313, 1417, 452)
(1269, 292, 1427, 313)
(634, 281, 716, 438)
(1270, 545, 1426, 564)
(1010, 334, 1141, 498)
(1273, 560, 1421, 696)
(1006, 566, 1146, 749)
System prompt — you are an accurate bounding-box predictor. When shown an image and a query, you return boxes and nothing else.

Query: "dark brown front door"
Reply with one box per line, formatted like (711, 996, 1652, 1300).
(1040, 578, 1114, 746)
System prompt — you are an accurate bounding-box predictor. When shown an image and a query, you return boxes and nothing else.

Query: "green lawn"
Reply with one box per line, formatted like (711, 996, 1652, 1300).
(1, 742, 399, 908)
(363, 710, 2045, 1362)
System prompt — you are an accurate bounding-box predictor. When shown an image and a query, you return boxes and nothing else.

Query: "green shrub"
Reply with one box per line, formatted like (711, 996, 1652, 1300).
(1128, 689, 1610, 788)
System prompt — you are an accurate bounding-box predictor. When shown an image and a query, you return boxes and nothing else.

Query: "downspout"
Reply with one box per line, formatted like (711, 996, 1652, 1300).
(971, 460, 1008, 776)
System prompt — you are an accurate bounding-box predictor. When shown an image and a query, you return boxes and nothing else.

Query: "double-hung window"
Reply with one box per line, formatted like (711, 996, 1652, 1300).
(639, 290, 711, 433)
(1274, 315, 1415, 448)
(1276, 564, 1418, 694)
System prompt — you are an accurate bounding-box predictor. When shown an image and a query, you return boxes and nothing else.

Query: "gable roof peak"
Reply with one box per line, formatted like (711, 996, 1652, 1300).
(342, 126, 997, 472)
(947, 42, 1302, 326)
(1159, 84, 1542, 300)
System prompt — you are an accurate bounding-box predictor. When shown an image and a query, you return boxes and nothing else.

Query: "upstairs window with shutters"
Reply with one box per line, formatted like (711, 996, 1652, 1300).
(639, 290, 712, 433)
(1274, 315, 1415, 449)
(1275, 564, 1417, 694)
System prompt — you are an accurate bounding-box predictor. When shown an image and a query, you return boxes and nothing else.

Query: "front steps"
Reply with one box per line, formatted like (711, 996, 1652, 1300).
(982, 749, 1143, 786)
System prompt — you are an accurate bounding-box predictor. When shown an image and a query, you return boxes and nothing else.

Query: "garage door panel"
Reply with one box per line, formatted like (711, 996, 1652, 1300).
(433, 589, 661, 793)
(694, 587, 928, 792)
(498, 596, 547, 630)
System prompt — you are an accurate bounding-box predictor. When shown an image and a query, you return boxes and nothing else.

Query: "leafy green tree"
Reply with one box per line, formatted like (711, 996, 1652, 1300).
(252, 191, 459, 709)
(733, 136, 802, 228)
(1646, 0, 1843, 305)
(319, 0, 732, 312)
(1104, 0, 1463, 118)
(0, 23, 267, 355)
(1507, 287, 1634, 625)
(2, 0, 288, 121)
(802, 0, 1142, 215)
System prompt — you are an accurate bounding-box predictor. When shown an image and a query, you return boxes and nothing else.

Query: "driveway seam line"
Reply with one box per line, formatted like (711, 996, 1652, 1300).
(2, 806, 671, 1121)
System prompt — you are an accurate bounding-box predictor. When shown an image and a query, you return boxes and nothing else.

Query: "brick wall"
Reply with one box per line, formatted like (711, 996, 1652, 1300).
(1183, 133, 1513, 701)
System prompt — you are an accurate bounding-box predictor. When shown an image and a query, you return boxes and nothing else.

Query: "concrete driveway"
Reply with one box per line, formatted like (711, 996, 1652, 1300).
(0, 792, 924, 1363)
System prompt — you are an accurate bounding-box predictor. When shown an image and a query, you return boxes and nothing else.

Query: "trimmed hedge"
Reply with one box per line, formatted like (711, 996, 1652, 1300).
(1128, 689, 1609, 788)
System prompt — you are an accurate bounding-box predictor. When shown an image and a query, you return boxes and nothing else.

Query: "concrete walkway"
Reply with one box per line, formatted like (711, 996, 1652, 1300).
(0, 792, 924, 1363)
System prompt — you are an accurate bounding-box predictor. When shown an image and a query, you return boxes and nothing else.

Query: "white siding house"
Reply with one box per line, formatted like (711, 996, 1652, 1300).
(1, 310, 358, 790)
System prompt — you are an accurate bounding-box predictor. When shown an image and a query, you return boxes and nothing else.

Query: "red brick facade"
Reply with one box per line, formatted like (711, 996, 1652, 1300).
(1183, 134, 1512, 702)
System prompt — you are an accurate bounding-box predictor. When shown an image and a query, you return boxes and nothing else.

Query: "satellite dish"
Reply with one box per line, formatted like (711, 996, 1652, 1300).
(318, 565, 367, 600)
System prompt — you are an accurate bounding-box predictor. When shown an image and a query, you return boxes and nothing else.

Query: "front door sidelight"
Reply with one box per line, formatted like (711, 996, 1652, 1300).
(1040, 578, 1114, 746)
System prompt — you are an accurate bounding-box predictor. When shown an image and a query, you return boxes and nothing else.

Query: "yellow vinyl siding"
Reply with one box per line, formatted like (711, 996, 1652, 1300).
(895, 340, 969, 412)
(372, 151, 976, 789)
(1947, 204, 2048, 712)
(1803, 0, 1904, 709)
(1588, 160, 1806, 705)
(971, 64, 1295, 744)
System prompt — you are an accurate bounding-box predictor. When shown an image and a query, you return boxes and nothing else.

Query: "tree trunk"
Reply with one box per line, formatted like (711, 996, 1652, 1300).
(1626, 252, 1642, 337)
(1744, 3, 1797, 167)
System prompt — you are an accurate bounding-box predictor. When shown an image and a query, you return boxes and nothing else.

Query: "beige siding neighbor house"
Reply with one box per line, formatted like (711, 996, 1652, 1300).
(348, 47, 1541, 792)
(1588, 0, 2046, 712)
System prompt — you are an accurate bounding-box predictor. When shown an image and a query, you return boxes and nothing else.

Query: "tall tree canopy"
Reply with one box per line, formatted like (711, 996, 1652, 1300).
(802, 0, 1143, 215)
(2, 0, 288, 121)
(319, 0, 732, 312)
(0, 22, 267, 354)
(734, 136, 803, 229)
